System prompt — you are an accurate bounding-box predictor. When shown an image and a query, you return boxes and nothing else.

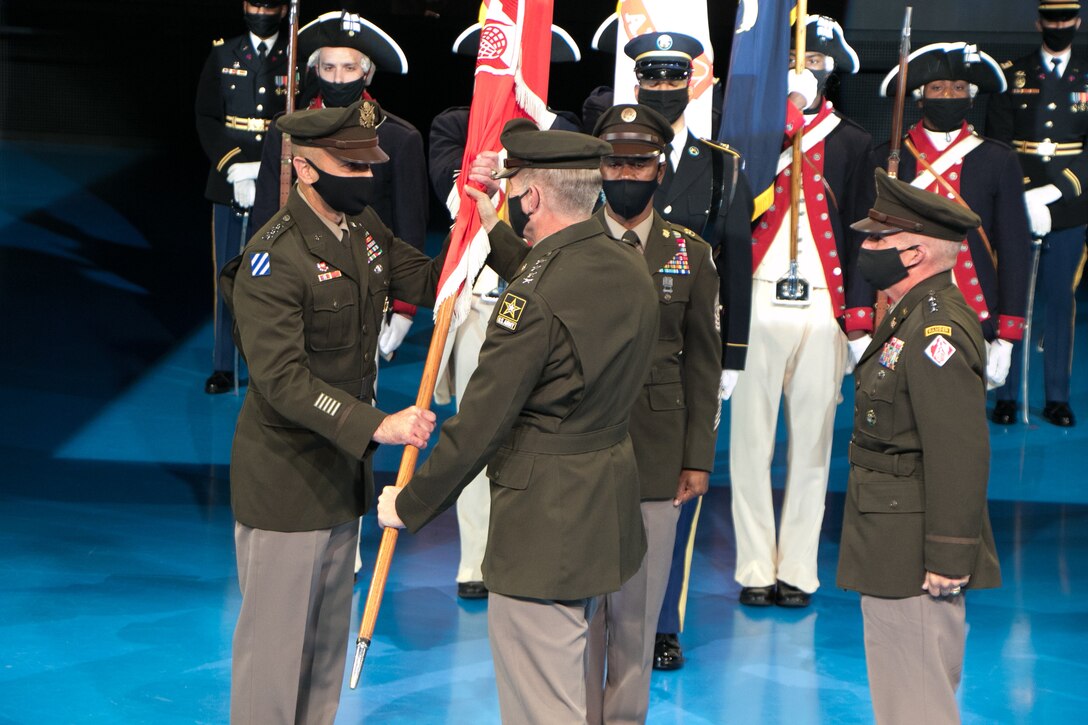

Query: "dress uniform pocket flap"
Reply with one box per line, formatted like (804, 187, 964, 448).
(857, 480, 925, 514)
(312, 279, 356, 312)
(648, 382, 686, 411)
(486, 447, 534, 490)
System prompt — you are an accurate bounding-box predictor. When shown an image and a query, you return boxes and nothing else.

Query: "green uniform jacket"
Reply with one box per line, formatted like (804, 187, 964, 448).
(220, 188, 445, 532)
(593, 209, 722, 500)
(837, 272, 1001, 598)
(396, 218, 660, 601)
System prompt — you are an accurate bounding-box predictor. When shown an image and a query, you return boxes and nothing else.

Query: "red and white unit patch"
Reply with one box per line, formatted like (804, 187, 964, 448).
(924, 335, 957, 367)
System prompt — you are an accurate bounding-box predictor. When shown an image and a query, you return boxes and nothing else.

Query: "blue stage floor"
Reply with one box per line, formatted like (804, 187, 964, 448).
(2, 141, 1087, 723)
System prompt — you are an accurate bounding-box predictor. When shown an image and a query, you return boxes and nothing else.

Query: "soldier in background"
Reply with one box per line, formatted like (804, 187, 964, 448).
(730, 16, 873, 610)
(873, 42, 1030, 402)
(985, 0, 1088, 427)
(195, 0, 288, 394)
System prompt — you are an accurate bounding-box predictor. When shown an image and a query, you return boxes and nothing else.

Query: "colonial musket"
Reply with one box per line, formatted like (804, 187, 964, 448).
(876, 6, 913, 327)
(776, 0, 811, 306)
(279, 0, 301, 206)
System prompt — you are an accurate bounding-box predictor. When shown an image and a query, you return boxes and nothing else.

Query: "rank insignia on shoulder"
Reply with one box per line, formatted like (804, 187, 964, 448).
(924, 335, 956, 367)
(496, 292, 527, 331)
(925, 325, 952, 337)
(365, 233, 383, 264)
(879, 337, 904, 369)
(250, 252, 271, 277)
(212, 38, 225, 46)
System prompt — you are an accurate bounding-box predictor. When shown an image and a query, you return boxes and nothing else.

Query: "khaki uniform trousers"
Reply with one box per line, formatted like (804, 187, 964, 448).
(585, 500, 680, 724)
(452, 295, 493, 582)
(730, 280, 847, 593)
(488, 593, 599, 725)
(231, 520, 357, 725)
(862, 593, 967, 725)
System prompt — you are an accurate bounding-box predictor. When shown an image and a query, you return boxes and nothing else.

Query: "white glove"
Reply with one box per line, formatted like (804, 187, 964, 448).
(787, 68, 819, 110)
(226, 161, 261, 183)
(719, 369, 740, 401)
(844, 334, 872, 376)
(232, 179, 256, 209)
(1024, 184, 1060, 238)
(378, 313, 413, 360)
(986, 338, 1014, 390)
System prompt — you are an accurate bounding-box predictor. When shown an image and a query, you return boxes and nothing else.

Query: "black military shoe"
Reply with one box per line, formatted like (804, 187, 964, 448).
(457, 581, 488, 599)
(991, 400, 1018, 425)
(1043, 401, 1076, 427)
(653, 633, 684, 670)
(204, 370, 234, 394)
(775, 581, 811, 608)
(739, 585, 776, 607)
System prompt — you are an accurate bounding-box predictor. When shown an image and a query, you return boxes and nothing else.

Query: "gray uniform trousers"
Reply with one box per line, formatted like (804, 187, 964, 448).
(585, 500, 681, 724)
(231, 520, 357, 725)
(862, 593, 967, 725)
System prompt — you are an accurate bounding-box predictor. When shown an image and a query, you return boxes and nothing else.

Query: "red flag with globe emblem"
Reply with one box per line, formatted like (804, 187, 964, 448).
(434, 0, 556, 326)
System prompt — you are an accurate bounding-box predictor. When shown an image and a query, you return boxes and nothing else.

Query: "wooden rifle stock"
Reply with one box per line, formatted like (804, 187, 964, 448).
(278, 0, 300, 207)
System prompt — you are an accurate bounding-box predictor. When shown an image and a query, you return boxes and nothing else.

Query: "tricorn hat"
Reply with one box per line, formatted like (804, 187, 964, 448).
(792, 16, 859, 74)
(880, 42, 1006, 97)
(298, 11, 408, 75)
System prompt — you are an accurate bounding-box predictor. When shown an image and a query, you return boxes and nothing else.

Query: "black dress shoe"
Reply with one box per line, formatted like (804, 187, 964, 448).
(775, 581, 811, 608)
(204, 370, 234, 394)
(991, 400, 1018, 425)
(653, 633, 684, 671)
(457, 581, 488, 599)
(739, 585, 776, 607)
(1043, 401, 1076, 427)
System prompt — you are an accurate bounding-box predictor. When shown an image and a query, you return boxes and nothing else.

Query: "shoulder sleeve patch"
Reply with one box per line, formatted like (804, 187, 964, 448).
(248, 251, 271, 277)
(925, 325, 952, 337)
(495, 292, 527, 332)
(924, 335, 957, 367)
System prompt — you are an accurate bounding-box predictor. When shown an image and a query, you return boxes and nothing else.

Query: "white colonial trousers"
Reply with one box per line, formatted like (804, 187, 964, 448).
(730, 201, 847, 594)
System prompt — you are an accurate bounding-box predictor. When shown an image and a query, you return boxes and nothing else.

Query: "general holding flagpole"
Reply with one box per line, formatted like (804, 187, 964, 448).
(349, 0, 556, 688)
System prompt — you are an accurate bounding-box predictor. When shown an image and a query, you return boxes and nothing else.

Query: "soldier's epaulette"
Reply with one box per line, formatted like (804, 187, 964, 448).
(665, 222, 711, 249)
(251, 212, 295, 248)
(212, 38, 225, 47)
(511, 248, 558, 294)
(700, 138, 741, 158)
(1000, 60, 1013, 70)
(494, 249, 558, 333)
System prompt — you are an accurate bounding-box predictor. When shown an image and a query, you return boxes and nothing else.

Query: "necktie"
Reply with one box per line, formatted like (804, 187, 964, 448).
(257, 41, 268, 63)
(1052, 58, 1061, 78)
(621, 230, 643, 254)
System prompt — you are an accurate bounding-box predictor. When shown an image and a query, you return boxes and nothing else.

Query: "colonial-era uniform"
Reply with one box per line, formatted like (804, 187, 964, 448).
(841, 169, 1001, 724)
(393, 121, 659, 724)
(731, 92, 874, 598)
(195, 21, 288, 384)
(986, 5, 1088, 423)
(585, 207, 720, 724)
(220, 101, 445, 725)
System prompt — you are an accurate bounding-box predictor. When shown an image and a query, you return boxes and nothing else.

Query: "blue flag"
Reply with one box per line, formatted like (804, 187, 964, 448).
(719, 0, 792, 218)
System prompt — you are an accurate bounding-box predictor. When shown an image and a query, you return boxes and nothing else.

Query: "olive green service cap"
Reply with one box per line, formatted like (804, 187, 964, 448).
(851, 168, 981, 242)
(275, 100, 390, 164)
(493, 118, 614, 179)
(592, 104, 674, 158)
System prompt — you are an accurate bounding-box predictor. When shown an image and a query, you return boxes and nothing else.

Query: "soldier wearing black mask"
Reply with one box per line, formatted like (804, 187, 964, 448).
(619, 31, 754, 673)
(195, 0, 289, 394)
(986, 0, 1088, 427)
(870, 42, 1031, 426)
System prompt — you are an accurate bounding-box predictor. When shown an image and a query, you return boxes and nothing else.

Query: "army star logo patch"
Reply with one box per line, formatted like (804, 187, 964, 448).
(250, 252, 271, 277)
(496, 292, 526, 331)
(924, 335, 956, 367)
(879, 337, 904, 369)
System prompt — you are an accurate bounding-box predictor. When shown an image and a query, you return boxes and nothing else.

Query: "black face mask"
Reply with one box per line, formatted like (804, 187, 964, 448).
(638, 87, 689, 124)
(857, 246, 919, 290)
(507, 191, 530, 237)
(244, 12, 282, 40)
(317, 76, 367, 108)
(1042, 25, 1077, 53)
(307, 160, 373, 216)
(602, 178, 659, 220)
(810, 69, 832, 101)
(921, 97, 972, 133)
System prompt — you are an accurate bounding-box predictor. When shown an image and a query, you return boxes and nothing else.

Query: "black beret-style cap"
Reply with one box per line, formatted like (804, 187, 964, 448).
(494, 119, 613, 179)
(852, 168, 981, 242)
(297, 11, 408, 74)
(623, 32, 704, 81)
(592, 104, 674, 157)
(276, 99, 390, 164)
(880, 42, 1006, 97)
(1039, 1, 1080, 20)
(792, 16, 860, 74)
